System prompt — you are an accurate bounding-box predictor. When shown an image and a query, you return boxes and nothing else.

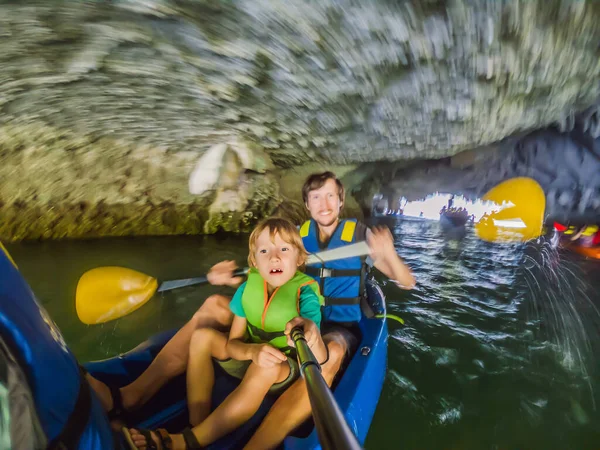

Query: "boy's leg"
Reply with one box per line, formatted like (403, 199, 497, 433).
(127, 359, 291, 449)
(189, 360, 290, 446)
(244, 333, 348, 450)
(186, 327, 230, 426)
(89, 294, 233, 412)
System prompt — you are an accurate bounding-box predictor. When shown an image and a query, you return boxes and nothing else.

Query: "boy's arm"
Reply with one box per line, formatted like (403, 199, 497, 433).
(226, 312, 287, 368)
(298, 283, 323, 329)
(285, 284, 327, 362)
(226, 315, 255, 361)
(226, 283, 260, 361)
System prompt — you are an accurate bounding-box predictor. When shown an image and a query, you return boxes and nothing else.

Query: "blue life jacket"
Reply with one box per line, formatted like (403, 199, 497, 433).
(0, 243, 115, 449)
(300, 219, 365, 323)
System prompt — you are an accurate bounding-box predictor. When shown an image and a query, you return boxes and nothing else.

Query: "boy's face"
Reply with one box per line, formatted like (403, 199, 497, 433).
(305, 178, 342, 227)
(254, 229, 301, 287)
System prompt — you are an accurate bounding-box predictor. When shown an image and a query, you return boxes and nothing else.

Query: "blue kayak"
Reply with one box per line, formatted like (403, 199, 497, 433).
(85, 281, 388, 449)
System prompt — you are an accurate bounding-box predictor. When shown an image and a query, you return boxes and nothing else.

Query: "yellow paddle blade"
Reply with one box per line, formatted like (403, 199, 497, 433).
(76, 267, 158, 325)
(475, 177, 546, 243)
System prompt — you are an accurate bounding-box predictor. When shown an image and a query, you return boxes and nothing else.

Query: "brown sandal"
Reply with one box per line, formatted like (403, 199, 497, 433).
(181, 427, 204, 449)
(107, 385, 133, 422)
(122, 427, 172, 450)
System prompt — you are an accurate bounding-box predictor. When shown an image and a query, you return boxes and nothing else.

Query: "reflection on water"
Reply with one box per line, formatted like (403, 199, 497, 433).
(366, 217, 600, 450)
(5, 218, 600, 449)
(6, 234, 250, 360)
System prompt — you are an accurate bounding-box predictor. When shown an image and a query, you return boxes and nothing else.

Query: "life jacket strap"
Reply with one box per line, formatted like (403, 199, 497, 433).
(247, 321, 285, 342)
(47, 366, 91, 450)
(246, 323, 296, 356)
(324, 296, 361, 305)
(305, 267, 362, 278)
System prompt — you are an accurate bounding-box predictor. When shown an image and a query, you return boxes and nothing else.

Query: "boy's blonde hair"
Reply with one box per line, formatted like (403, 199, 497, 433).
(248, 217, 308, 268)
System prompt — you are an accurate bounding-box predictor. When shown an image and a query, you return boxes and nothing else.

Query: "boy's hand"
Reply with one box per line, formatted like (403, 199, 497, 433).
(284, 317, 321, 350)
(207, 260, 243, 287)
(251, 344, 287, 368)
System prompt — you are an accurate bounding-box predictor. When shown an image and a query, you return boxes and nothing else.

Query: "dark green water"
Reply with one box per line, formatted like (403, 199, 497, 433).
(5, 218, 600, 449)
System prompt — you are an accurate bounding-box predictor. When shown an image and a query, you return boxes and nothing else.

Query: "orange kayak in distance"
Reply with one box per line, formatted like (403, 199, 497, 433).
(570, 245, 600, 259)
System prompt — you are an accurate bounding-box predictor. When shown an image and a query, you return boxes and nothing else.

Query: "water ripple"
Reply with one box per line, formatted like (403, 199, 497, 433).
(367, 218, 600, 450)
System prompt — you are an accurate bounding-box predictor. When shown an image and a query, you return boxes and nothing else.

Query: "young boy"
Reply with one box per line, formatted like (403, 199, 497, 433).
(125, 218, 325, 450)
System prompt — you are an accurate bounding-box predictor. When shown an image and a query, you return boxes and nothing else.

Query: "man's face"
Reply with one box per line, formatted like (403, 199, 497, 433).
(305, 178, 343, 227)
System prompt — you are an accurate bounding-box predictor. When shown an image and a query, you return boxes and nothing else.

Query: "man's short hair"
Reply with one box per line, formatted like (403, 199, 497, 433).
(301, 172, 345, 205)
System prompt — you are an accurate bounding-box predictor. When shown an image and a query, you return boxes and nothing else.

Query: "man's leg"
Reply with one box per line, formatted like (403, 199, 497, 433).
(89, 294, 233, 412)
(243, 332, 348, 450)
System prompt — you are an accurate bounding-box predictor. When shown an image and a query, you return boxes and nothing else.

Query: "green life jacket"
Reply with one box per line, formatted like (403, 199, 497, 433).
(242, 268, 322, 354)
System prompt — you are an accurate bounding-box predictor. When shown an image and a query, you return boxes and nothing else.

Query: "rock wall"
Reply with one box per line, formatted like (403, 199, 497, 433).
(357, 104, 600, 224)
(1, 1, 600, 240)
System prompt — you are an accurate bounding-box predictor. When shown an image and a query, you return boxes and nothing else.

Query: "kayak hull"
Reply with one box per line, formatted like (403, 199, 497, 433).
(85, 281, 388, 449)
(286, 310, 388, 449)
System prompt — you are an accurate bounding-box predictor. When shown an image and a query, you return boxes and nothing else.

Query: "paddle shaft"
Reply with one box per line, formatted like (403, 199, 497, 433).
(291, 327, 362, 450)
(156, 242, 370, 293)
(157, 268, 248, 293)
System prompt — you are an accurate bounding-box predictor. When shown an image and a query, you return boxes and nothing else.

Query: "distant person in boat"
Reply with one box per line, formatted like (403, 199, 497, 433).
(555, 223, 600, 247)
(88, 171, 415, 449)
(125, 217, 327, 449)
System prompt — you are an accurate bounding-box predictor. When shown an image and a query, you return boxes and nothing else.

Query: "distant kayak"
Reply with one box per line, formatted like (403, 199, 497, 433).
(569, 245, 600, 260)
(557, 235, 600, 260)
(440, 209, 469, 229)
(554, 223, 600, 256)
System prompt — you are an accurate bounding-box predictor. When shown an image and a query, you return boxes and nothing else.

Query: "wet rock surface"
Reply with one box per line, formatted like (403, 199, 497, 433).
(1, 1, 599, 239)
(357, 107, 600, 224)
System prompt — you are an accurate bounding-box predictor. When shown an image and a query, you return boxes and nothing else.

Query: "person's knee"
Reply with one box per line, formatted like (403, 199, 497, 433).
(327, 338, 347, 364)
(324, 332, 348, 361)
(194, 294, 225, 318)
(192, 294, 232, 328)
(249, 361, 280, 376)
(189, 327, 216, 353)
(247, 362, 286, 384)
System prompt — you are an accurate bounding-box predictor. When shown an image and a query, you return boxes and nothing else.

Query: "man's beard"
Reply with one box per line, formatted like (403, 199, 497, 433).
(315, 214, 339, 228)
